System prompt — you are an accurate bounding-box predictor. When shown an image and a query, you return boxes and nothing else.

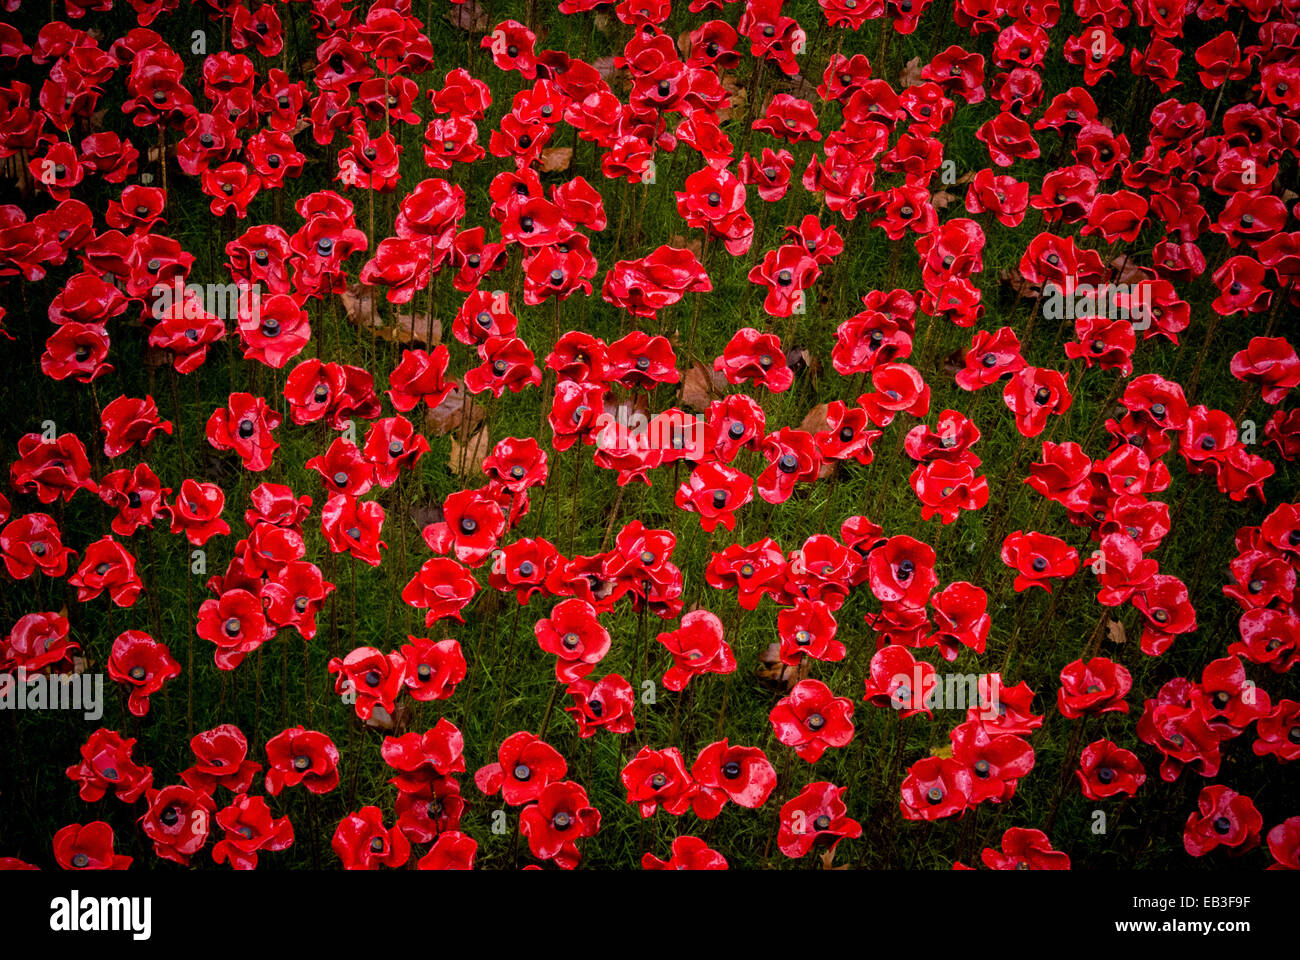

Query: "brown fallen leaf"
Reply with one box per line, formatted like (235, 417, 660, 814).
(755, 643, 811, 692)
(391, 311, 441, 348)
(445, 0, 488, 33)
(931, 190, 959, 212)
(424, 382, 485, 437)
(819, 844, 850, 869)
(717, 73, 747, 123)
(343, 281, 439, 348)
(679, 362, 727, 411)
(669, 234, 703, 259)
(798, 402, 830, 435)
(410, 501, 443, 531)
(540, 146, 573, 173)
(942, 347, 966, 376)
(899, 56, 925, 88)
(450, 426, 491, 476)
(364, 702, 410, 733)
(1109, 255, 1146, 286)
(1000, 267, 1041, 300)
(772, 70, 819, 102)
(142, 345, 171, 368)
(1106, 619, 1127, 644)
(592, 57, 631, 92)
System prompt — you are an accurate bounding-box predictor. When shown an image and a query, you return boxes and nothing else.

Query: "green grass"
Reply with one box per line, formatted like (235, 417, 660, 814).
(0, 0, 1295, 870)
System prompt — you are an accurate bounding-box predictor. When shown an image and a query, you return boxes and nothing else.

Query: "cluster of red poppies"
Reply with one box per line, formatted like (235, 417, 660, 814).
(1, 0, 1299, 873)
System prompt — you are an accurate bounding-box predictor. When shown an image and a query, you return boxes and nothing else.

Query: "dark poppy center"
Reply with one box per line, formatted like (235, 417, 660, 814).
(552, 811, 571, 830)
(926, 787, 944, 804)
(1097, 766, 1115, 784)
(388, 440, 404, 456)
(513, 764, 531, 781)
(973, 759, 990, 778)
(722, 760, 742, 779)
(777, 453, 799, 473)
(813, 814, 831, 831)
(518, 560, 536, 577)
(224, 617, 241, 637)
(806, 713, 825, 731)
(293, 755, 311, 771)
(369, 837, 385, 852)
(463, 515, 482, 536)
(711, 490, 728, 509)
(160, 806, 179, 826)
(1212, 817, 1232, 835)
(728, 421, 745, 439)
(129, 665, 147, 681)
(364, 670, 381, 687)
(650, 773, 667, 789)
(72, 853, 90, 868)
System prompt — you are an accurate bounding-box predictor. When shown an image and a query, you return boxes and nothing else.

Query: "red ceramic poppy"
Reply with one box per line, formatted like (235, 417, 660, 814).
(564, 672, 636, 738)
(328, 645, 405, 722)
(206, 392, 282, 472)
(265, 726, 340, 796)
(518, 779, 600, 869)
(65, 728, 153, 804)
(107, 629, 179, 717)
(180, 724, 261, 795)
(1000, 530, 1079, 592)
(475, 732, 568, 806)
(211, 794, 294, 870)
(770, 678, 855, 762)
(656, 609, 735, 691)
(1183, 785, 1262, 857)
(416, 831, 477, 871)
(1077, 739, 1147, 799)
(674, 460, 754, 533)
(900, 755, 971, 821)
(68, 535, 142, 607)
(333, 806, 410, 870)
(1, 512, 76, 580)
(1058, 657, 1132, 718)
(642, 835, 728, 870)
(402, 556, 481, 625)
(53, 822, 132, 871)
(320, 493, 387, 566)
(139, 784, 215, 866)
(535, 598, 611, 683)
(10, 432, 96, 504)
(100, 395, 172, 458)
(777, 781, 861, 858)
